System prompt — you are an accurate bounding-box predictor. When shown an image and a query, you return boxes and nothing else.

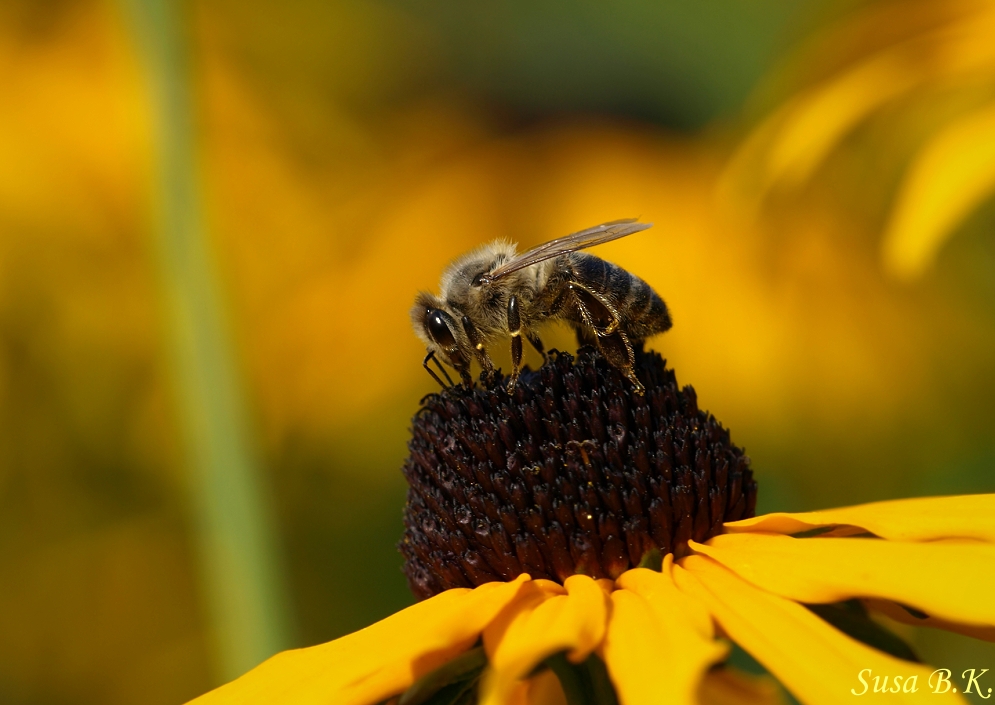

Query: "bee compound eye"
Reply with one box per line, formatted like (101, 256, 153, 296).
(426, 309, 458, 349)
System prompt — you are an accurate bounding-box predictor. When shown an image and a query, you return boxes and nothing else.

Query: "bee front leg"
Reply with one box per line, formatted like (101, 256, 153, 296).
(446, 355, 473, 388)
(506, 295, 523, 394)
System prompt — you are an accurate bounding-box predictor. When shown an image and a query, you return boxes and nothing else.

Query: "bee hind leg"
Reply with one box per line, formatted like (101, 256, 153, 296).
(597, 330, 645, 395)
(574, 326, 598, 350)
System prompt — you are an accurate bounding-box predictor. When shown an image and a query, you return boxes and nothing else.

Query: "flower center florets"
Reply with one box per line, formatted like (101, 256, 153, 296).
(400, 348, 757, 600)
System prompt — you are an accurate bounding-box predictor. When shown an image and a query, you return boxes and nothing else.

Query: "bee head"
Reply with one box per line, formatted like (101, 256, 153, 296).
(410, 292, 471, 373)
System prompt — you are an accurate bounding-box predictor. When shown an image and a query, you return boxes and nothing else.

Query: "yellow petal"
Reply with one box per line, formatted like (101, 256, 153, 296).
(483, 580, 566, 659)
(600, 590, 673, 705)
(720, 2, 995, 209)
(725, 494, 995, 543)
(693, 532, 995, 628)
(480, 575, 609, 705)
(882, 101, 995, 279)
(865, 599, 995, 643)
(717, 46, 920, 214)
(674, 556, 966, 705)
(698, 667, 786, 705)
(187, 575, 530, 705)
(763, 52, 919, 189)
(603, 566, 726, 705)
(618, 555, 718, 639)
(760, 3, 995, 193)
(602, 555, 728, 705)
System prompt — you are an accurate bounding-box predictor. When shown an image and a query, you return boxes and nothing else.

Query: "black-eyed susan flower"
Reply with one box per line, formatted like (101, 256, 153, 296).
(187, 350, 994, 705)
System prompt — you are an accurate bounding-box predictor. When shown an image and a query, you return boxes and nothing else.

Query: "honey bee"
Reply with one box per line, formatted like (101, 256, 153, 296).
(411, 219, 672, 395)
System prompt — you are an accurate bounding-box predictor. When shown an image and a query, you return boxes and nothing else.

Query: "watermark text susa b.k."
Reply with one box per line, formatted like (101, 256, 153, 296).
(853, 669, 991, 696)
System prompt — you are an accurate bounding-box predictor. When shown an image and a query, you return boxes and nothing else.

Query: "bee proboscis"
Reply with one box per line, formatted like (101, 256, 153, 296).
(411, 219, 672, 394)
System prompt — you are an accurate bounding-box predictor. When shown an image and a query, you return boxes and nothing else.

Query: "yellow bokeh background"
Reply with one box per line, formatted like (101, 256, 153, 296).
(2, 0, 994, 703)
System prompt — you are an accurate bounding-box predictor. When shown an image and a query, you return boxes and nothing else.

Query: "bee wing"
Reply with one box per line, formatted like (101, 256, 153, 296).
(480, 219, 653, 283)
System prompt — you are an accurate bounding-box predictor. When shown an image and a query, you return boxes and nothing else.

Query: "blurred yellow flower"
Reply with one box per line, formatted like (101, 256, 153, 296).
(722, 0, 995, 279)
(187, 494, 993, 705)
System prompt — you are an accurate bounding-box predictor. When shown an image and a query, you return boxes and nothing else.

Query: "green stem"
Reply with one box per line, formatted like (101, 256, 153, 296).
(399, 647, 487, 705)
(119, 0, 294, 682)
(578, 653, 620, 705)
(545, 652, 621, 705)
(546, 653, 594, 705)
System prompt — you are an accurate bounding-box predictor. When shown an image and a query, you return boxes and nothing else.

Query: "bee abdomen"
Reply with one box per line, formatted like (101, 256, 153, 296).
(570, 253, 631, 301)
(569, 253, 670, 340)
(626, 278, 671, 339)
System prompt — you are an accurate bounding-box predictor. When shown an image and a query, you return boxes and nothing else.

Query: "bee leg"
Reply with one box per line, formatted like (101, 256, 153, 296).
(598, 330, 645, 395)
(526, 331, 548, 365)
(477, 353, 497, 386)
(507, 295, 524, 394)
(574, 325, 599, 349)
(461, 314, 496, 384)
(423, 351, 453, 389)
(447, 353, 473, 389)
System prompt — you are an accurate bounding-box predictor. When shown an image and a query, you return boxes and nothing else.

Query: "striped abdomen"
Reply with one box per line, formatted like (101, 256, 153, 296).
(563, 252, 671, 340)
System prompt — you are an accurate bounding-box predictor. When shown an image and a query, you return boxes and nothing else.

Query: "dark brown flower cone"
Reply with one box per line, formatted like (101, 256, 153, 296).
(399, 347, 757, 600)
